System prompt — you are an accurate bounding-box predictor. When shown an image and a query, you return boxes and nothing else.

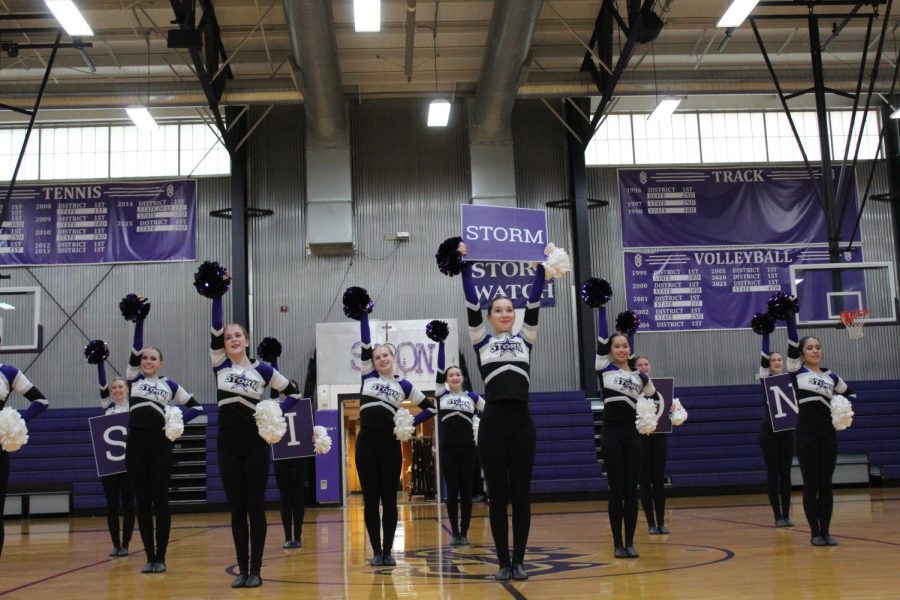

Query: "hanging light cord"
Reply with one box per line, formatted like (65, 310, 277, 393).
(433, 1, 440, 95)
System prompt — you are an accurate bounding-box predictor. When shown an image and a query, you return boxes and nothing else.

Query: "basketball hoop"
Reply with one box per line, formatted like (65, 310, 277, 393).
(840, 309, 869, 339)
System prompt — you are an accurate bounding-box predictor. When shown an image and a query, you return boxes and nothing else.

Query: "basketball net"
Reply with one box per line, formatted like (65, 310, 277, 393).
(840, 309, 869, 339)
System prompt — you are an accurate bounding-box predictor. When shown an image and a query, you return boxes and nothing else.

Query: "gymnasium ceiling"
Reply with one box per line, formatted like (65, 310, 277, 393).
(0, 0, 895, 117)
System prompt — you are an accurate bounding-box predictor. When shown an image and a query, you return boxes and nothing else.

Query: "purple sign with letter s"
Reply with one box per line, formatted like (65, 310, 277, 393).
(763, 373, 798, 432)
(461, 205, 547, 262)
(89, 412, 130, 477)
(272, 398, 315, 460)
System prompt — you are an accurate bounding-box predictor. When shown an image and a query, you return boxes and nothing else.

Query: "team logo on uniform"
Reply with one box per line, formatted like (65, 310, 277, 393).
(490, 336, 523, 356)
(370, 381, 400, 400)
(225, 370, 261, 393)
(137, 381, 169, 401)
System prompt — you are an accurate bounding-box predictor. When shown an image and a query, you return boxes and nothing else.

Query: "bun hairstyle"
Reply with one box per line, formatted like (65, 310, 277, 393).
(488, 295, 513, 313)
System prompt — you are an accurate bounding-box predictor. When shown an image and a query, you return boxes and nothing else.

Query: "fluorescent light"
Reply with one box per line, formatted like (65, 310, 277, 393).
(646, 97, 682, 125)
(0, 303, 14, 310)
(717, 0, 760, 28)
(45, 0, 94, 37)
(354, 0, 380, 32)
(126, 107, 159, 131)
(891, 107, 900, 119)
(427, 100, 451, 127)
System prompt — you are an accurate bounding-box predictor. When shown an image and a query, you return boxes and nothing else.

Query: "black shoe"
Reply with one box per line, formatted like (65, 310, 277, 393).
(152, 561, 166, 573)
(614, 546, 627, 559)
(141, 562, 155, 573)
(109, 546, 121, 557)
(450, 535, 461, 546)
(117, 546, 130, 557)
(291, 540, 302, 548)
(626, 546, 640, 558)
(811, 535, 827, 546)
(231, 574, 248, 588)
(648, 526, 660, 535)
(369, 555, 384, 567)
(458, 535, 470, 546)
(511, 563, 528, 580)
(784, 518, 796, 527)
(244, 574, 262, 588)
(283, 540, 293, 549)
(382, 553, 397, 567)
(775, 518, 788, 527)
(495, 566, 511, 581)
(658, 525, 670, 534)
(825, 535, 839, 546)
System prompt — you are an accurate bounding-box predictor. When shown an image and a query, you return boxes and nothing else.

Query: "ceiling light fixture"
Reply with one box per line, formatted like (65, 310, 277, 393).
(647, 97, 683, 125)
(354, 0, 381, 33)
(44, 0, 93, 37)
(717, 0, 760, 28)
(126, 32, 158, 131)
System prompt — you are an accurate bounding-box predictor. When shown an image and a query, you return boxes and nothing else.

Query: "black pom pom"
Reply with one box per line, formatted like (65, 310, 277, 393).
(342, 286, 374, 320)
(119, 293, 151, 323)
(435, 237, 464, 277)
(84, 339, 110, 364)
(750, 312, 777, 336)
(425, 320, 449, 343)
(615, 311, 640, 335)
(256, 337, 282, 363)
(767, 292, 799, 320)
(193, 261, 231, 298)
(581, 277, 613, 308)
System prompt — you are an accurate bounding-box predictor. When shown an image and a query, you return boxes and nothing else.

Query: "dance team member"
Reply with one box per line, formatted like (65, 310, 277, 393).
(635, 355, 670, 535)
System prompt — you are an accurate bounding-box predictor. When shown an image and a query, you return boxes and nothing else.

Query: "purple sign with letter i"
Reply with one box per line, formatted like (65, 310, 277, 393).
(272, 398, 315, 460)
(651, 377, 675, 434)
(89, 412, 130, 477)
(461, 204, 547, 262)
(763, 373, 798, 432)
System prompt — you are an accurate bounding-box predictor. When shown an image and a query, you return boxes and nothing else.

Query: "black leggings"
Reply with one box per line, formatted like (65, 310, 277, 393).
(477, 401, 535, 568)
(0, 450, 7, 559)
(355, 429, 402, 555)
(101, 472, 135, 549)
(640, 434, 667, 529)
(759, 422, 794, 521)
(440, 434, 477, 537)
(602, 421, 643, 548)
(274, 457, 308, 542)
(126, 427, 172, 563)
(218, 428, 271, 575)
(795, 421, 837, 537)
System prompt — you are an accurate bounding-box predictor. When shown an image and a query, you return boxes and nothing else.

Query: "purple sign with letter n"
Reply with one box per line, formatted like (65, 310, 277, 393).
(89, 412, 130, 477)
(461, 204, 547, 262)
(272, 399, 315, 460)
(763, 373, 798, 432)
(651, 377, 675, 434)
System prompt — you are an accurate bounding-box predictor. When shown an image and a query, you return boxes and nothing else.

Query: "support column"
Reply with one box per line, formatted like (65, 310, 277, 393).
(883, 103, 900, 282)
(226, 105, 250, 328)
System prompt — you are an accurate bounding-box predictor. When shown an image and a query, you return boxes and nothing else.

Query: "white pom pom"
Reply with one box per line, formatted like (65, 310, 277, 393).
(472, 415, 480, 446)
(393, 408, 415, 442)
(163, 406, 184, 442)
(635, 395, 658, 435)
(670, 398, 688, 426)
(0, 407, 29, 452)
(254, 399, 287, 444)
(830, 394, 854, 431)
(541, 244, 571, 280)
(313, 425, 332, 455)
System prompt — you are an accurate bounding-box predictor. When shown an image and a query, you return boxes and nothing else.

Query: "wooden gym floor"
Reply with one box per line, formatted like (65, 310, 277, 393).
(2, 488, 899, 599)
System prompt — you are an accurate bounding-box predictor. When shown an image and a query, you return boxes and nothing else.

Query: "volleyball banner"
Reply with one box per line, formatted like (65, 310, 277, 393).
(89, 412, 130, 477)
(763, 373, 798, 432)
(272, 398, 316, 460)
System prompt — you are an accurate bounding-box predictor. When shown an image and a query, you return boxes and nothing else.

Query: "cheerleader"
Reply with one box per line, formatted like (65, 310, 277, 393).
(757, 330, 794, 528)
(432, 328, 484, 546)
(459, 242, 553, 582)
(350, 294, 436, 567)
(96, 360, 135, 556)
(594, 304, 657, 559)
(786, 315, 855, 546)
(635, 356, 669, 535)
(207, 285, 306, 588)
(0, 335, 48, 559)
(123, 300, 203, 574)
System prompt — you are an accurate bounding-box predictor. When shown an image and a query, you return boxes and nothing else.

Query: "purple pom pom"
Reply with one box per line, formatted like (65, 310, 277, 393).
(193, 261, 231, 298)
(615, 311, 640, 335)
(767, 292, 799, 320)
(425, 320, 449, 343)
(750, 312, 777, 335)
(257, 337, 282, 363)
(435, 237, 464, 277)
(84, 339, 110, 364)
(343, 286, 374, 320)
(119, 293, 151, 323)
(581, 278, 613, 308)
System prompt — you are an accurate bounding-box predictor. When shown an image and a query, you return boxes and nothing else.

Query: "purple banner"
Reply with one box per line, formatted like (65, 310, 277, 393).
(89, 412, 130, 477)
(619, 167, 859, 248)
(467, 261, 556, 309)
(624, 247, 862, 332)
(272, 399, 315, 460)
(461, 205, 547, 262)
(652, 377, 674, 434)
(763, 373, 798, 432)
(0, 179, 196, 266)
(314, 410, 341, 504)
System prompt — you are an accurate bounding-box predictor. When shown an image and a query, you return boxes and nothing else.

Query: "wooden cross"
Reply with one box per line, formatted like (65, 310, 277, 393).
(381, 320, 391, 342)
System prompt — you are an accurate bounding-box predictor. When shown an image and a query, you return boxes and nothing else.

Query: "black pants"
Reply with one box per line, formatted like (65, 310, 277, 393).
(0, 450, 7, 559)
(126, 427, 173, 563)
(602, 421, 643, 548)
(274, 457, 308, 542)
(218, 428, 271, 575)
(478, 401, 535, 568)
(795, 420, 837, 537)
(640, 433, 667, 529)
(355, 428, 402, 556)
(440, 434, 477, 537)
(101, 472, 135, 549)
(759, 422, 794, 521)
